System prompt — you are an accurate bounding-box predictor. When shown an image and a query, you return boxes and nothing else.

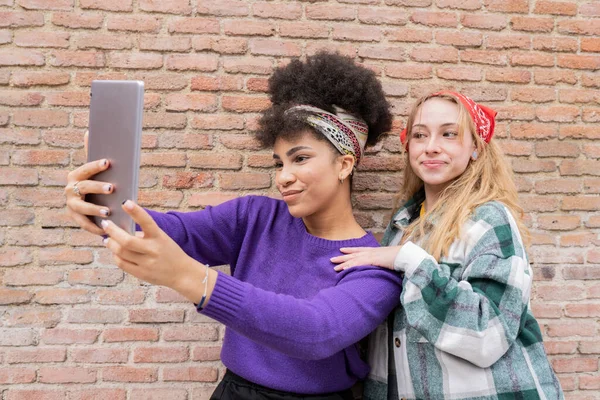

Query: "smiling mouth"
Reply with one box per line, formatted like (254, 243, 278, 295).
(281, 190, 303, 198)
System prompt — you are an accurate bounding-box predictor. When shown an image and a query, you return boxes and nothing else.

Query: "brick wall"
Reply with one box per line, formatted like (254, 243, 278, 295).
(0, 0, 599, 398)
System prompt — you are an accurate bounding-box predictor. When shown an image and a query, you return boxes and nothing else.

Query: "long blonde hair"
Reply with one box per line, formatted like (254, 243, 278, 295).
(400, 92, 529, 260)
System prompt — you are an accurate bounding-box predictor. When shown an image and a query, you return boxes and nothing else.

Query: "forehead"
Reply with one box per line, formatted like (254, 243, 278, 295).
(414, 97, 459, 127)
(273, 130, 327, 154)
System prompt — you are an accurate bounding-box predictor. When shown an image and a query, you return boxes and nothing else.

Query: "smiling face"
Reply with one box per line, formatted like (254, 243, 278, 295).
(407, 97, 476, 200)
(273, 130, 351, 220)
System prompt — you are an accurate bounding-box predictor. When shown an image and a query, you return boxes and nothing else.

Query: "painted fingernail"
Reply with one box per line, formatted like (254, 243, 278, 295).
(101, 220, 109, 229)
(122, 200, 134, 210)
(100, 209, 109, 217)
(102, 237, 109, 245)
(103, 184, 112, 193)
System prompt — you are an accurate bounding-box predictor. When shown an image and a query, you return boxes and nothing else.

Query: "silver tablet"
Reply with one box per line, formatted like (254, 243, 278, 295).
(87, 80, 144, 235)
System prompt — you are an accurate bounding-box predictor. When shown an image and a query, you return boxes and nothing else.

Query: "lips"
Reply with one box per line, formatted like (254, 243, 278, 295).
(421, 160, 446, 167)
(281, 189, 303, 199)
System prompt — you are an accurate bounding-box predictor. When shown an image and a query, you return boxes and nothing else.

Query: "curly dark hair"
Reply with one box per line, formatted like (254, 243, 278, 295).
(255, 52, 392, 149)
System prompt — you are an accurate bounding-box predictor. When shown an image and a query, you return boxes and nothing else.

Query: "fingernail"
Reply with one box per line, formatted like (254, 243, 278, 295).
(100, 209, 109, 217)
(100, 159, 108, 167)
(103, 184, 112, 193)
(122, 200, 134, 210)
(102, 237, 109, 245)
(101, 220, 109, 229)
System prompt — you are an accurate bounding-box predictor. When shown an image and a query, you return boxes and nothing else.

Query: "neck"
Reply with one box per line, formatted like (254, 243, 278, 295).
(423, 183, 445, 211)
(302, 197, 365, 240)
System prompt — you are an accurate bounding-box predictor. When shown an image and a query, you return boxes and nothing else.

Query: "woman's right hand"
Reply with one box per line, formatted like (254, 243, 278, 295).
(64, 131, 114, 235)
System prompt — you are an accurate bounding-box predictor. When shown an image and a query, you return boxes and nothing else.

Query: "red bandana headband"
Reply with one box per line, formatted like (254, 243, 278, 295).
(400, 91, 497, 145)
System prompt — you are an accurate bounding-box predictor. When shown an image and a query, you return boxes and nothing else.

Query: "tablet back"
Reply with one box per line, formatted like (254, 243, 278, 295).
(87, 80, 144, 235)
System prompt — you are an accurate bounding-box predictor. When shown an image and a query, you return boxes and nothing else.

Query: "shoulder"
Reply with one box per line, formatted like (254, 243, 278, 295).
(470, 201, 514, 228)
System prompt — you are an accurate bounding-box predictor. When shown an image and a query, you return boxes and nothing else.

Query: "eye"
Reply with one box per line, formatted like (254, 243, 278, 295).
(295, 155, 309, 163)
(273, 162, 283, 169)
(443, 130, 458, 138)
(412, 131, 426, 139)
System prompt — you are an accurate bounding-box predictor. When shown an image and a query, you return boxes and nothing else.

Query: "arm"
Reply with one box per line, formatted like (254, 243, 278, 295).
(396, 202, 531, 368)
(202, 266, 402, 360)
(145, 197, 248, 267)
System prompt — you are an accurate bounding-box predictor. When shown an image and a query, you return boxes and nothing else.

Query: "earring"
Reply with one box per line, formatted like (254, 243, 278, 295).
(471, 150, 478, 161)
(339, 175, 345, 184)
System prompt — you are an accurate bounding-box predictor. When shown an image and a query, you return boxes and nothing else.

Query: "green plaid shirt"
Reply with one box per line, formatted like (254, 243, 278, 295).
(364, 194, 563, 400)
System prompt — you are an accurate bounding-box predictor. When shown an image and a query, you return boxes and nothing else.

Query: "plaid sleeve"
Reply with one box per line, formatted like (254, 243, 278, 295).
(393, 202, 532, 368)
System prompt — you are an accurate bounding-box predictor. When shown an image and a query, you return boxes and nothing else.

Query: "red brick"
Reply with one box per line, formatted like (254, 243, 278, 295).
(192, 345, 221, 361)
(80, 0, 132, 12)
(218, 172, 271, 190)
(103, 366, 157, 383)
(166, 54, 218, 71)
(103, 327, 159, 342)
(140, 0, 192, 14)
(358, 7, 408, 25)
(5, 308, 62, 328)
(583, 143, 600, 157)
(579, 340, 600, 354)
(11, 71, 69, 87)
(461, 49, 507, 65)
(133, 346, 188, 363)
(536, 106, 580, 122)
(385, 63, 432, 80)
(76, 33, 132, 50)
(565, 303, 600, 318)
(410, 46, 458, 63)
(222, 95, 270, 112)
(67, 308, 125, 324)
(162, 171, 213, 189)
(39, 248, 93, 265)
(223, 57, 273, 74)
(536, 142, 580, 158)
(96, 288, 147, 305)
(386, 27, 433, 43)
(560, 89, 600, 104)
(51, 12, 103, 28)
(68, 269, 124, 287)
(0, 288, 32, 305)
(486, 34, 530, 50)
(533, 36, 578, 53)
(0, 49, 44, 66)
(6, 347, 66, 363)
(139, 35, 190, 51)
(41, 328, 100, 344)
(511, 87, 555, 103)
(584, 178, 600, 193)
(534, 69, 577, 85)
(582, 37, 600, 53)
(0, 328, 36, 346)
(306, 4, 355, 21)
(543, 341, 578, 354)
(562, 196, 600, 211)
(530, 302, 562, 319)
(461, 14, 507, 30)
(0, 11, 44, 27)
(560, 160, 600, 176)
(436, 0, 480, 9)
(138, 190, 184, 208)
(535, 179, 581, 195)
(485, 68, 531, 84)
(552, 357, 598, 373)
(143, 112, 187, 129)
(140, 152, 186, 167)
(223, 19, 275, 36)
(5, 390, 66, 400)
(558, 19, 600, 36)
(484, 0, 528, 13)
(386, 0, 432, 5)
(580, 2, 600, 16)
(0, 167, 38, 185)
(162, 325, 219, 341)
(129, 309, 185, 323)
(109, 52, 163, 69)
(560, 125, 600, 140)
(435, 31, 482, 47)
(436, 66, 482, 81)
(158, 133, 213, 150)
(0, 128, 40, 144)
(511, 16, 554, 32)
(0, 247, 33, 266)
(537, 215, 580, 231)
(333, 25, 382, 42)
(129, 73, 187, 91)
(248, 154, 275, 168)
(410, 11, 457, 27)
(534, 0, 577, 15)
(558, 54, 600, 70)
(163, 366, 218, 382)
(252, 2, 302, 20)
(45, 91, 89, 107)
(72, 348, 129, 363)
(50, 50, 104, 67)
(499, 140, 532, 156)
(35, 288, 90, 304)
(194, 75, 244, 92)
(130, 389, 187, 400)
(188, 192, 238, 207)
(358, 45, 406, 61)
(69, 389, 127, 400)
(165, 93, 217, 112)
(167, 17, 219, 34)
(14, 31, 70, 48)
(4, 268, 63, 285)
(510, 52, 554, 67)
(0, 367, 36, 384)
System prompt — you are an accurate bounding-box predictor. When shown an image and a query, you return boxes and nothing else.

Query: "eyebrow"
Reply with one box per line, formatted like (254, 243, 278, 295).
(272, 145, 312, 159)
(412, 122, 458, 129)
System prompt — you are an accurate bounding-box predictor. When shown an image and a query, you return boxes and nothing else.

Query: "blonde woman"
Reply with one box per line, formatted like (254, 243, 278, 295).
(332, 91, 564, 400)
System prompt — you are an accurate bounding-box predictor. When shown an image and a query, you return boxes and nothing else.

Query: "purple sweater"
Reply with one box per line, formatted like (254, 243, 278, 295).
(148, 196, 401, 394)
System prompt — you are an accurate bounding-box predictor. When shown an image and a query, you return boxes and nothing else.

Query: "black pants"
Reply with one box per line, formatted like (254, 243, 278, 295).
(210, 370, 355, 400)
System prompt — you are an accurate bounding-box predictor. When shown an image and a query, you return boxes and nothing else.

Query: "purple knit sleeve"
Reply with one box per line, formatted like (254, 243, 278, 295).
(146, 197, 248, 267)
(200, 267, 401, 360)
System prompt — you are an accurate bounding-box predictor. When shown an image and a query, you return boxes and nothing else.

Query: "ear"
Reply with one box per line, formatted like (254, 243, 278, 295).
(338, 154, 356, 180)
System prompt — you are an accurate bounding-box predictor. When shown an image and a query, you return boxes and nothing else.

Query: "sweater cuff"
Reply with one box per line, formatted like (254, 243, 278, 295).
(394, 241, 431, 278)
(198, 271, 247, 326)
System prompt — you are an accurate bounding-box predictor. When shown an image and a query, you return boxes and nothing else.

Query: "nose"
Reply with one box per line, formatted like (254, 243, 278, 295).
(424, 135, 441, 154)
(276, 164, 296, 187)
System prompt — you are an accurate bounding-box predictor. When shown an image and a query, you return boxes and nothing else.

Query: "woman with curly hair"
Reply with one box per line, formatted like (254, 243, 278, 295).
(332, 91, 564, 399)
(64, 52, 401, 400)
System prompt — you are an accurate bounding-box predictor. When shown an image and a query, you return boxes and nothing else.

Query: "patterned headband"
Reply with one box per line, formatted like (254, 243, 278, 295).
(285, 105, 369, 165)
(400, 91, 497, 145)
